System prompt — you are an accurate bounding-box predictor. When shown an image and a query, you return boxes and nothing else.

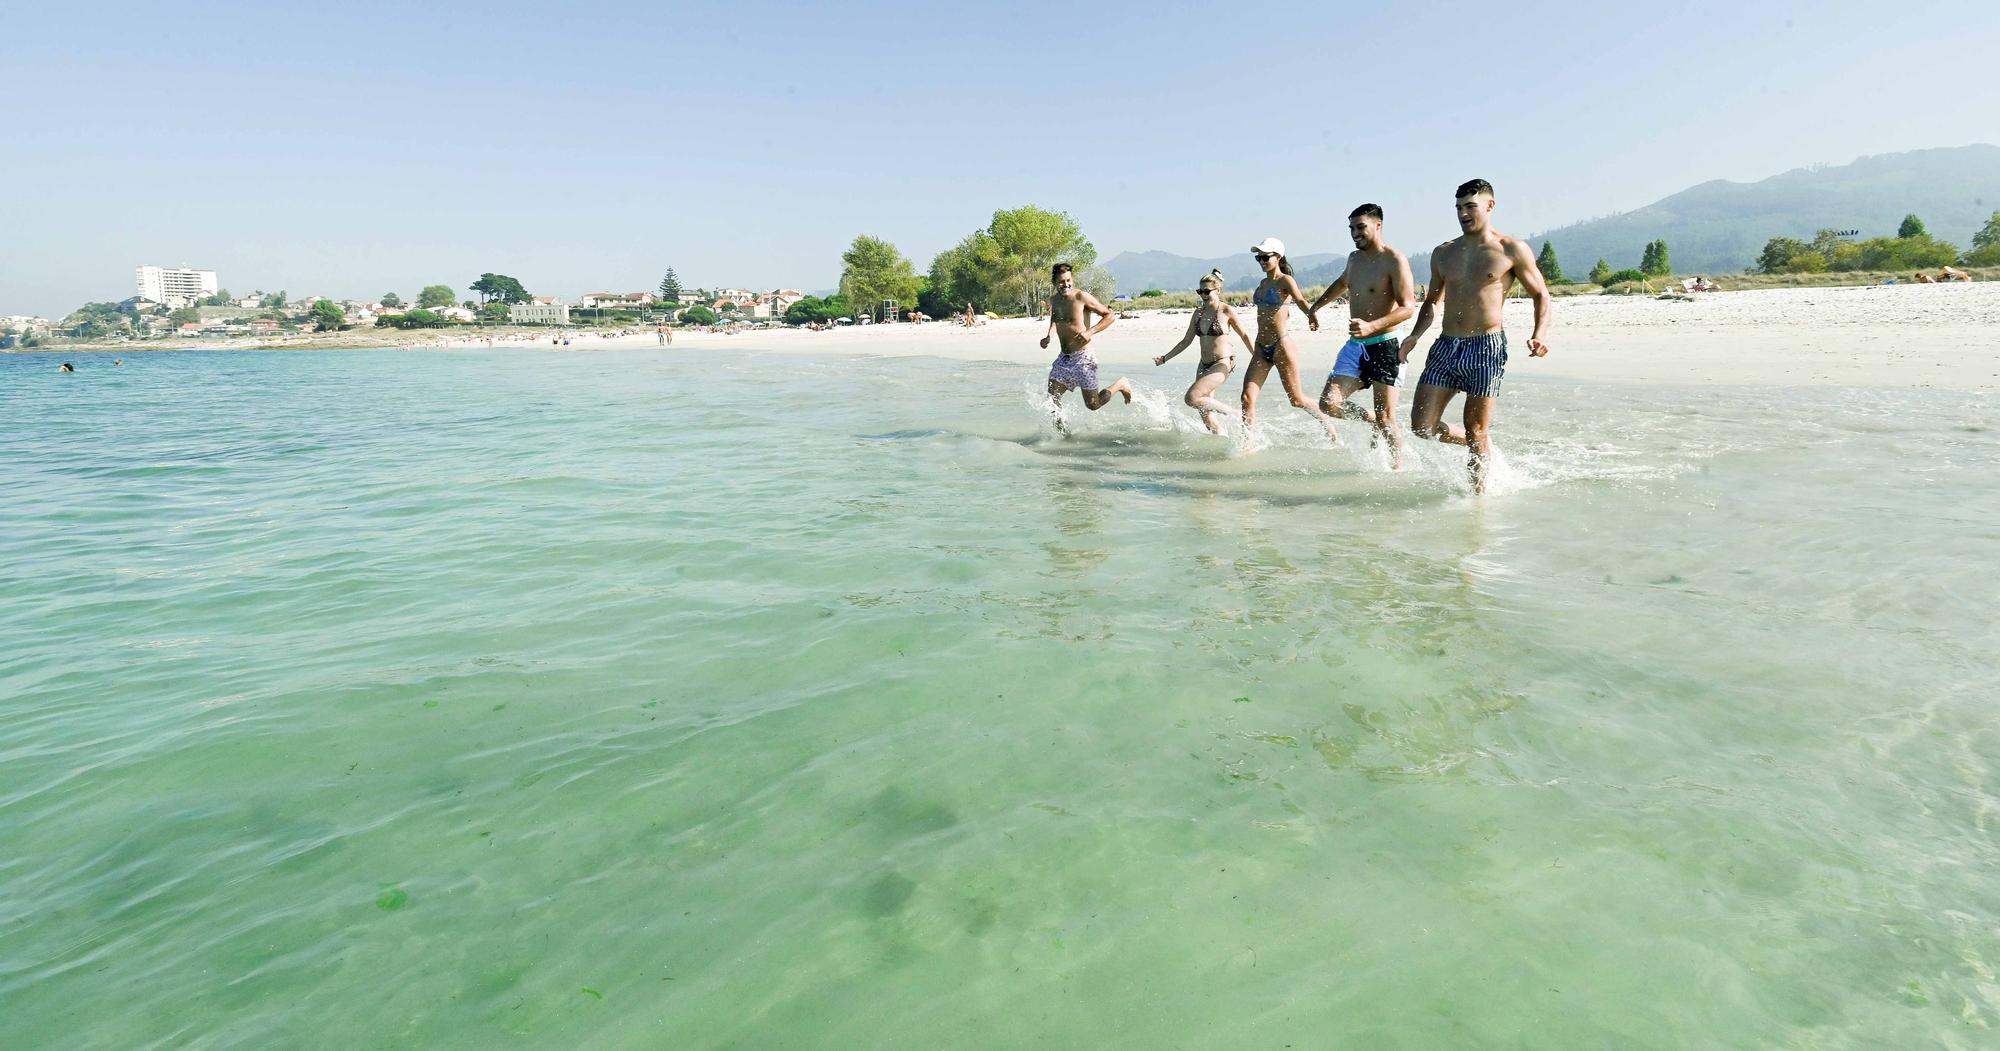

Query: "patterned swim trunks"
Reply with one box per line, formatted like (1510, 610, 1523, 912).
(1418, 332, 1507, 397)
(1048, 350, 1101, 391)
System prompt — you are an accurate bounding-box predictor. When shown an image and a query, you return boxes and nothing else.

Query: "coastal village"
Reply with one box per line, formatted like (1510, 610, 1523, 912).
(0, 264, 811, 347)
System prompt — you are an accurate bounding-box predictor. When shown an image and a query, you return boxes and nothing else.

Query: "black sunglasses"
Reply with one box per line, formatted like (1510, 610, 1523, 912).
(1196, 286, 1215, 295)
(1253, 252, 1273, 262)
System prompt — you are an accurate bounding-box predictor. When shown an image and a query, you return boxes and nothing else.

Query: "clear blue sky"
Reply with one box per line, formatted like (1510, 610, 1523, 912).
(5, 0, 1997, 316)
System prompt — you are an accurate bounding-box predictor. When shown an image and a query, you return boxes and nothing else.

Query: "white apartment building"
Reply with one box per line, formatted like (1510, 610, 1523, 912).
(136, 265, 219, 307)
(510, 302, 570, 325)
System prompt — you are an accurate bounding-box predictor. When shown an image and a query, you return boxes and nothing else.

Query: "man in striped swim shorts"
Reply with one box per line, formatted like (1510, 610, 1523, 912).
(1401, 178, 1554, 493)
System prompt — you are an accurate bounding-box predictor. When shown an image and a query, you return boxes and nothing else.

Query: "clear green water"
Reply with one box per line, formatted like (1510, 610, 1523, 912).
(3, 348, 1997, 1048)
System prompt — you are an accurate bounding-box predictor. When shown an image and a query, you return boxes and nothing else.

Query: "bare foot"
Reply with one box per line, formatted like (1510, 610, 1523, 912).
(1114, 379, 1133, 403)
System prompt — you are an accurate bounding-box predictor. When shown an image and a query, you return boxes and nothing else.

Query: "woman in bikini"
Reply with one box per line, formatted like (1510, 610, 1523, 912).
(1242, 237, 1339, 440)
(1153, 269, 1251, 434)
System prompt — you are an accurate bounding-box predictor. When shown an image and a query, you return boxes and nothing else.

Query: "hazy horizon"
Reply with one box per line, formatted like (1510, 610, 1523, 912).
(5, 0, 1998, 318)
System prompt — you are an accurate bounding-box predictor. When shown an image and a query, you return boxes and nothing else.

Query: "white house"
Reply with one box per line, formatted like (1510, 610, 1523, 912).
(578, 291, 658, 309)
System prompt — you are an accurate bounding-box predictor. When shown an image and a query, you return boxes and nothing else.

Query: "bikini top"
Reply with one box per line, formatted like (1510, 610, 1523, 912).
(1196, 307, 1224, 337)
(1254, 283, 1284, 307)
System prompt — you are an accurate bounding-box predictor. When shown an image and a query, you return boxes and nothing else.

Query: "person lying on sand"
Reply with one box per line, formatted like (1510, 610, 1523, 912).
(1154, 269, 1251, 434)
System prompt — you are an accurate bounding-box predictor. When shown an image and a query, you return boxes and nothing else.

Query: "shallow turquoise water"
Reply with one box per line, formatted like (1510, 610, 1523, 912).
(3, 347, 1998, 1048)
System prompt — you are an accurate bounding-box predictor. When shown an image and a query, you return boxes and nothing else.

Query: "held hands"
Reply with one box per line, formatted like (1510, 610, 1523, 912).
(1307, 311, 1320, 332)
(1039, 335, 1050, 350)
(1528, 337, 1549, 357)
(1152, 354, 1167, 366)
(1348, 317, 1371, 339)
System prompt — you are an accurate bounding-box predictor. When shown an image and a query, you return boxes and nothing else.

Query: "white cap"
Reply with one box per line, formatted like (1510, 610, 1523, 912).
(1251, 237, 1286, 257)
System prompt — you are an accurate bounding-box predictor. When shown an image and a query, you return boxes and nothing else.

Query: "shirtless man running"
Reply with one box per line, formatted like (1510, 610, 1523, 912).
(1041, 262, 1132, 431)
(1307, 203, 1418, 467)
(1402, 179, 1553, 493)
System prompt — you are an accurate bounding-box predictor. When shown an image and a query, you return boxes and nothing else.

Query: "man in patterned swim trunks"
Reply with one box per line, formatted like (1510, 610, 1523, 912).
(1041, 262, 1131, 432)
(1307, 203, 1418, 468)
(1402, 179, 1554, 493)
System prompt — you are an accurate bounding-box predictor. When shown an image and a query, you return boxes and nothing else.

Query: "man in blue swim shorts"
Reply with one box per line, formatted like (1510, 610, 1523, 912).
(1401, 179, 1554, 492)
(1307, 203, 1418, 467)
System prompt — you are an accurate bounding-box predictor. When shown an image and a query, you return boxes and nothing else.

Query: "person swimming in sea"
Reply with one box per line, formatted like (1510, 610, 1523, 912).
(1243, 238, 1340, 440)
(1042, 262, 1132, 433)
(1153, 269, 1251, 434)
(59, 362, 75, 373)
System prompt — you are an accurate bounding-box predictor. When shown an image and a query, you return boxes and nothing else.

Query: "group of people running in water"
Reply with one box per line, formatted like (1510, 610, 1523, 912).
(1041, 179, 1553, 492)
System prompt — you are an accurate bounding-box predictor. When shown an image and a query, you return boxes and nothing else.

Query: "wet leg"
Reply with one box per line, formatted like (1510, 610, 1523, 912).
(1463, 394, 1498, 493)
(1276, 341, 1340, 441)
(1372, 382, 1403, 470)
(1240, 356, 1274, 429)
(1186, 368, 1236, 434)
(1082, 378, 1133, 410)
(1319, 374, 1375, 423)
(1410, 383, 1467, 445)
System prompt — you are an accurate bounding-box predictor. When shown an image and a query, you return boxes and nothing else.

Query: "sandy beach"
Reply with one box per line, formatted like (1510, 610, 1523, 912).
(30, 283, 1999, 391)
(599, 282, 2000, 391)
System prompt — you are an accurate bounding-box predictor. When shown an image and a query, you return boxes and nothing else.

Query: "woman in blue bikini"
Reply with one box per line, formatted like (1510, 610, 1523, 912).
(1242, 237, 1339, 439)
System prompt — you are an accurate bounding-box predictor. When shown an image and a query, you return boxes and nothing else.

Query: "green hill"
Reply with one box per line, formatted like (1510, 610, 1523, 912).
(1107, 146, 2000, 288)
(1525, 145, 2000, 276)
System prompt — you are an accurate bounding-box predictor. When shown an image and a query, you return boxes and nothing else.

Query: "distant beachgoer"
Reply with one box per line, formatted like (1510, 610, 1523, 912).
(1917, 272, 1937, 283)
(1402, 179, 1554, 493)
(113, 358, 124, 365)
(1307, 204, 1419, 466)
(1042, 262, 1131, 432)
(1243, 238, 1339, 439)
(1941, 266, 1970, 282)
(59, 362, 75, 373)
(658, 327, 666, 346)
(964, 302, 976, 327)
(1154, 269, 1250, 434)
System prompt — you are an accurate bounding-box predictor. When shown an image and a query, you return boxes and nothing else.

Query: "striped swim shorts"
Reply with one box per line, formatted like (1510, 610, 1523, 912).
(1417, 332, 1508, 397)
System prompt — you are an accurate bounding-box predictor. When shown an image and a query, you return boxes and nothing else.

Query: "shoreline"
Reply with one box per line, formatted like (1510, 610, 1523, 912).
(14, 283, 1999, 391)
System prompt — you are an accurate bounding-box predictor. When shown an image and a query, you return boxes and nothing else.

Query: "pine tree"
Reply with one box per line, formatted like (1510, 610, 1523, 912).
(1536, 241, 1564, 283)
(1897, 214, 1927, 239)
(1590, 258, 1612, 284)
(1640, 239, 1672, 277)
(658, 268, 683, 302)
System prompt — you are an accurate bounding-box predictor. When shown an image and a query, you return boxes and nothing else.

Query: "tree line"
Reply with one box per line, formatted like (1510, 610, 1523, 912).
(802, 205, 1109, 326)
(1755, 213, 1999, 274)
(1531, 240, 1671, 288)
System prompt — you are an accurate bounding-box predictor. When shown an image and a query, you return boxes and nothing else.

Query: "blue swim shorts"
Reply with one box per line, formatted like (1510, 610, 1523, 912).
(1330, 338, 1367, 379)
(1331, 336, 1402, 386)
(1417, 332, 1508, 397)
